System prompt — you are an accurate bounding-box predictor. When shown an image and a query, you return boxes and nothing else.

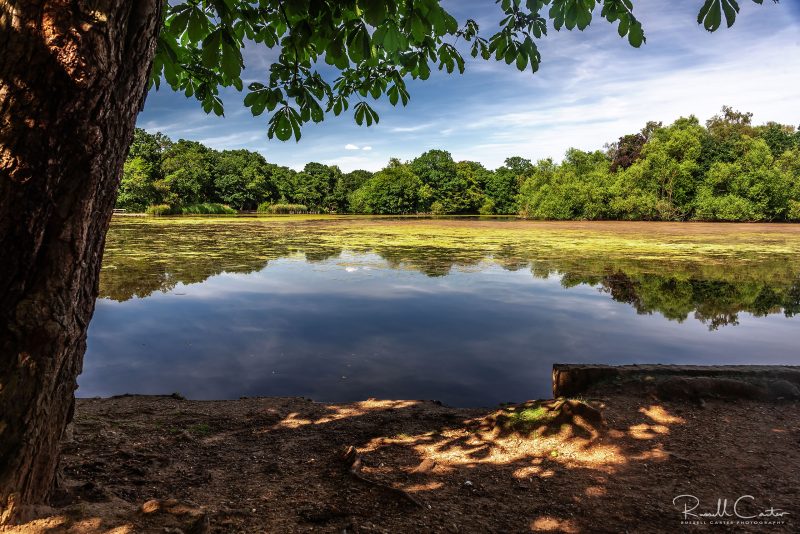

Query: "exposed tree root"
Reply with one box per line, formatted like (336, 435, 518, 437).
(341, 446, 423, 509)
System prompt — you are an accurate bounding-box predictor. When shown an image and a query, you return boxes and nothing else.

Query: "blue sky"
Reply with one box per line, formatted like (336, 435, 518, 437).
(137, 0, 800, 171)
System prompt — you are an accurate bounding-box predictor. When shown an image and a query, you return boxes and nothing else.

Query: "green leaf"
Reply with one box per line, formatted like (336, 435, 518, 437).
(201, 30, 221, 68)
(618, 15, 630, 37)
(699, 0, 723, 32)
(221, 43, 241, 78)
(347, 25, 372, 63)
(362, 0, 387, 26)
(576, 4, 593, 30)
(722, 0, 739, 28)
(243, 91, 259, 107)
(187, 8, 207, 43)
(168, 11, 191, 37)
(381, 23, 407, 53)
(516, 51, 528, 71)
(698, 0, 713, 24)
(353, 101, 379, 127)
(628, 20, 644, 47)
(354, 102, 365, 125)
(565, 2, 579, 30)
(443, 12, 459, 34)
(289, 107, 302, 140)
(211, 96, 224, 116)
(273, 110, 293, 141)
(411, 13, 427, 42)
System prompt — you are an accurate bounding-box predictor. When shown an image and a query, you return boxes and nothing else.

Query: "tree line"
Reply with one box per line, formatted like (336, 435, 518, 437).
(120, 107, 800, 221)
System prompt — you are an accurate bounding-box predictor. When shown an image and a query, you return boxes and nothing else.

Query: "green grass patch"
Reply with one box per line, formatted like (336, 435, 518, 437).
(146, 203, 236, 215)
(145, 204, 177, 216)
(187, 423, 213, 436)
(179, 203, 237, 215)
(499, 405, 555, 433)
(257, 202, 309, 214)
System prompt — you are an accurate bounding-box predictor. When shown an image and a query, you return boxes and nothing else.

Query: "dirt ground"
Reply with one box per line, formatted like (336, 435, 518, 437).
(6, 383, 799, 534)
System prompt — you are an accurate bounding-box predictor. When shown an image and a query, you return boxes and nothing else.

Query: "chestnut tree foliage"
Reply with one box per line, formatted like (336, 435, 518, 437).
(151, 0, 773, 141)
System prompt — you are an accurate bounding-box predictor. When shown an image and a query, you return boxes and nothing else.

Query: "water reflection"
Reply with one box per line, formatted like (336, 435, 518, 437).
(100, 218, 800, 329)
(82, 218, 800, 405)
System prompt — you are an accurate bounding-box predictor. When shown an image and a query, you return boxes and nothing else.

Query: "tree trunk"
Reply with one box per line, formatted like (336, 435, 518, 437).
(0, 0, 162, 523)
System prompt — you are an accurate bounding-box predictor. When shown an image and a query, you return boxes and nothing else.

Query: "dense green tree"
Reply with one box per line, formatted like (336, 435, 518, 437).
(350, 160, 421, 214)
(614, 116, 704, 219)
(410, 150, 460, 212)
(483, 169, 517, 214)
(159, 140, 217, 205)
(116, 129, 170, 211)
(778, 148, 800, 221)
(271, 166, 299, 203)
(127, 128, 173, 165)
(755, 122, 799, 158)
(520, 150, 612, 220)
(484, 157, 533, 214)
(213, 150, 274, 209)
(700, 106, 755, 169)
(284, 163, 341, 211)
(609, 133, 646, 172)
(502, 156, 535, 180)
(517, 108, 800, 222)
(331, 170, 373, 213)
(117, 158, 159, 212)
(518, 158, 567, 218)
(695, 138, 794, 221)
(455, 161, 492, 214)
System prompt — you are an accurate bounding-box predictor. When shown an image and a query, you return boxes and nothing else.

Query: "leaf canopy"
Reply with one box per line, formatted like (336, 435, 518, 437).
(150, 0, 774, 141)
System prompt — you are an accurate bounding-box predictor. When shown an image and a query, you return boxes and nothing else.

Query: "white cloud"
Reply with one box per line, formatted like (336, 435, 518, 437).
(198, 132, 262, 149)
(344, 143, 360, 150)
(362, 146, 373, 151)
(390, 123, 433, 133)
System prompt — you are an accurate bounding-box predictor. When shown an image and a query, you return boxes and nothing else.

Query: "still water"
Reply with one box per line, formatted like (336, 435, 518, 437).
(81, 217, 800, 406)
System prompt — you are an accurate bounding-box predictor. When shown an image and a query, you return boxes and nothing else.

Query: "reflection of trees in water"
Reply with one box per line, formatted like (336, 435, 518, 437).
(588, 271, 800, 330)
(99, 220, 800, 328)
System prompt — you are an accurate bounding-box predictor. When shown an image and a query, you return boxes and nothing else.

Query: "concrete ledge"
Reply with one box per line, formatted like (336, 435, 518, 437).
(552, 364, 800, 398)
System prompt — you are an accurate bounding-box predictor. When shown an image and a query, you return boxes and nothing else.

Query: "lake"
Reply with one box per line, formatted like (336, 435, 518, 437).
(80, 217, 800, 406)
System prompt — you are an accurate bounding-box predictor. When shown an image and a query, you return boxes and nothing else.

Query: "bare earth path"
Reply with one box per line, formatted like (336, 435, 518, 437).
(7, 382, 799, 533)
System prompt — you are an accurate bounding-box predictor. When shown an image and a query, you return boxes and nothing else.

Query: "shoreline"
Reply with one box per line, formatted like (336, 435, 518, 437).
(113, 211, 800, 226)
(8, 365, 800, 533)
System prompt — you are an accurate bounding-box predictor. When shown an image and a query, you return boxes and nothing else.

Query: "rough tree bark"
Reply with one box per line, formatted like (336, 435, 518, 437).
(0, 0, 162, 523)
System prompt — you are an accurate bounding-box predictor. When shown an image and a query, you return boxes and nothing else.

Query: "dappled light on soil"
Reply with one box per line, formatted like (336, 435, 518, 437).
(275, 399, 421, 429)
(628, 423, 670, 439)
(8, 387, 799, 532)
(640, 404, 686, 425)
(530, 516, 580, 533)
(5, 515, 134, 534)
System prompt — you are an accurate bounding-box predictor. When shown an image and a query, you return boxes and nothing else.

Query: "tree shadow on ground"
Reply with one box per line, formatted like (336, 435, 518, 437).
(10, 390, 800, 533)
